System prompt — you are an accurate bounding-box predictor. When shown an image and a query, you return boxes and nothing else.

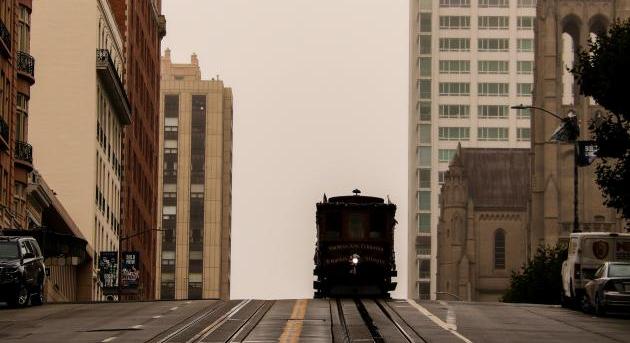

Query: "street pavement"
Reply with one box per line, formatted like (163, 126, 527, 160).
(0, 299, 627, 342)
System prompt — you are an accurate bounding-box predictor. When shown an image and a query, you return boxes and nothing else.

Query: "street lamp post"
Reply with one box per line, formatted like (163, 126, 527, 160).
(512, 104, 581, 234)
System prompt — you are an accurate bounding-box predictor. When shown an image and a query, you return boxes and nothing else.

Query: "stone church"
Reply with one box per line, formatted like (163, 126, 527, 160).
(437, 147, 530, 302)
(531, 0, 629, 247)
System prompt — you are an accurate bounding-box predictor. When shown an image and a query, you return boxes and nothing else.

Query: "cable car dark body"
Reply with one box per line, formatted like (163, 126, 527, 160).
(313, 191, 397, 298)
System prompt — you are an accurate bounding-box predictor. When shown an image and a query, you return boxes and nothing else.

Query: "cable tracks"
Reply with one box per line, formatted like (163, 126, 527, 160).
(150, 300, 274, 343)
(334, 298, 428, 343)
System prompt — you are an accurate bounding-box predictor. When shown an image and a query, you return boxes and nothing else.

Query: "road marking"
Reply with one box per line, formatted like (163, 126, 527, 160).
(407, 299, 472, 343)
(170, 306, 178, 311)
(439, 300, 458, 330)
(279, 299, 309, 343)
(152, 315, 162, 319)
(101, 337, 117, 343)
(131, 324, 143, 329)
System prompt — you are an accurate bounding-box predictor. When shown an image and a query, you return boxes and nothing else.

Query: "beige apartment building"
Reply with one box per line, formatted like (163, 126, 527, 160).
(156, 50, 232, 300)
(409, 0, 535, 300)
(29, 0, 129, 300)
(531, 0, 629, 247)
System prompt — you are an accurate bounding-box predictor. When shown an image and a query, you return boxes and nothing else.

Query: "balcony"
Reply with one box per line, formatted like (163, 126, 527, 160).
(0, 117, 8, 151)
(14, 140, 33, 171)
(17, 51, 35, 84)
(96, 49, 131, 125)
(0, 18, 10, 57)
(158, 14, 167, 39)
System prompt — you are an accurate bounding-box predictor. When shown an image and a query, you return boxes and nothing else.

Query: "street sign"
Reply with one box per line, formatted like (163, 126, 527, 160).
(98, 251, 118, 294)
(121, 251, 140, 291)
(577, 141, 598, 166)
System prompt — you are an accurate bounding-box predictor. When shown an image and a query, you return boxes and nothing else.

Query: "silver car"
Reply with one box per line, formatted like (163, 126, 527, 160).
(583, 262, 630, 315)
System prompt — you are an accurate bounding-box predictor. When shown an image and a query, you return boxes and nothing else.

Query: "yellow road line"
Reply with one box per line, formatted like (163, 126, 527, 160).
(279, 299, 309, 343)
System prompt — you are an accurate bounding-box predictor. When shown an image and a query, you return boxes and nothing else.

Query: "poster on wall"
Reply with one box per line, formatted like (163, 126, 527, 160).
(121, 251, 140, 291)
(98, 251, 118, 292)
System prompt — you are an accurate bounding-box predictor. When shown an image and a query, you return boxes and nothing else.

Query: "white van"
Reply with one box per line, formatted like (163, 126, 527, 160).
(561, 232, 630, 306)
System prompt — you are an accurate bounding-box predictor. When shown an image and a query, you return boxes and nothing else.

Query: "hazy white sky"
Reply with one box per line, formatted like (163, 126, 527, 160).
(163, 0, 409, 299)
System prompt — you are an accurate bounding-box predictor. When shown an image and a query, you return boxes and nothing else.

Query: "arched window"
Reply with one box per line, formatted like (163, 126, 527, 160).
(494, 229, 505, 269)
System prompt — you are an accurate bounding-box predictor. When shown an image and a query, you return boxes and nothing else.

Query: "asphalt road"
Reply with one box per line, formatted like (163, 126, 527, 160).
(0, 299, 628, 342)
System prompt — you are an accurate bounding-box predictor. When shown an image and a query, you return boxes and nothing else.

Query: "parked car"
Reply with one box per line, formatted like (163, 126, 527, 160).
(561, 232, 630, 307)
(583, 262, 630, 315)
(0, 236, 46, 307)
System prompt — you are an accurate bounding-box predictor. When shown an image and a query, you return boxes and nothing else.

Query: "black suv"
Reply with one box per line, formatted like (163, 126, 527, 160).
(0, 236, 45, 307)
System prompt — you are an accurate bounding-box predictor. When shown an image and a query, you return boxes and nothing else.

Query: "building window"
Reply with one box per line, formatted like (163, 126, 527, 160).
(439, 38, 470, 52)
(494, 229, 506, 269)
(518, 0, 537, 7)
(478, 60, 509, 74)
(417, 101, 431, 121)
(419, 57, 432, 76)
(418, 281, 430, 299)
(478, 127, 509, 141)
(17, 6, 30, 53)
(438, 171, 446, 184)
(417, 147, 431, 167)
(517, 83, 533, 97)
(478, 38, 509, 52)
(418, 35, 432, 54)
(439, 60, 470, 74)
(517, 16, 535, 30)
(439, 104, 469, 119)
(478, 83, 509, 97)
(517, 39, 534, 52)
(479, 0, 509, 7)
(417, 237, 431, 258)
(418, 169, 431, 188)
(516, 107, 531, 119)
(439, 127, 470, 141)
(418, 124, 431, 144)
(439, 82, 470, 96)
(164, 95, 180, 118)
(439, 0, 470, 7)
(517, 128, 531, 141)
(517, 61, 534, 74)
(16, 93, 28, 142)
(478, 105, 509, 119)
(161, 251, 175, 266)
(478, 16, 509, 30)
(417, 79, 432, 99)
(419, 13, 432, 33)
(417, 214, 431, 233)
(438, 149, 456, 163)
(419, 259, 431, 278)
(418, 191, 431, 211)
(439, 16, 470, 30)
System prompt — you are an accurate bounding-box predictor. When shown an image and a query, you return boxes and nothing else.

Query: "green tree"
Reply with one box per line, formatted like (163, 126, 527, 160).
(571, 19, 630, 219)
(502, 244, 567, 304)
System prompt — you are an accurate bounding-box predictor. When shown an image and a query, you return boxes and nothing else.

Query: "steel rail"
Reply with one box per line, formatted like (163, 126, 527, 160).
(375, 299, 429, 343)
(152, 301, 228, 343)
(229, 300, 275, 343)
(187, 299, 252, 343)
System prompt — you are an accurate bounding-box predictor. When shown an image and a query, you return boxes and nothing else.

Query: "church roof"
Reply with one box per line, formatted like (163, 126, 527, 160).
(457, 148, 531, 209)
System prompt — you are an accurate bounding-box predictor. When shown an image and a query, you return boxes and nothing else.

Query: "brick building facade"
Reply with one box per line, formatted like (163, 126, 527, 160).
(0, 0, 35, 230)
(109, 0, 166, 300)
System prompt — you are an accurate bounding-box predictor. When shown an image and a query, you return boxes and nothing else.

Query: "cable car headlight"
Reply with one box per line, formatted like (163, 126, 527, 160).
(350, 254, 360, 265)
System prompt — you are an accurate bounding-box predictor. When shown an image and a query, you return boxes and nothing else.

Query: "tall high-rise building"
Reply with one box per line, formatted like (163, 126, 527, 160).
(408, 0, 535, 299)
(156, 50, 232, 300)
(109, 0, 166, 301)
(30, 0, 130, 300)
